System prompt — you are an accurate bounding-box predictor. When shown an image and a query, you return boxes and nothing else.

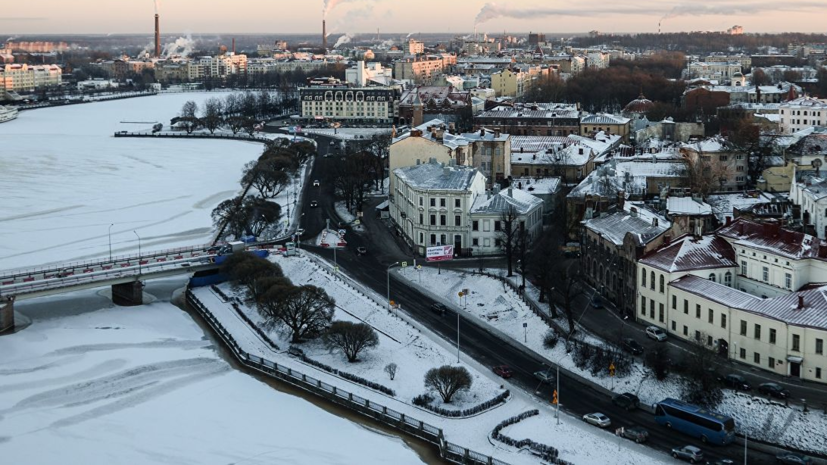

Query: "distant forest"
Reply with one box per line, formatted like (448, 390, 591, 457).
(572, 32, 827, 54)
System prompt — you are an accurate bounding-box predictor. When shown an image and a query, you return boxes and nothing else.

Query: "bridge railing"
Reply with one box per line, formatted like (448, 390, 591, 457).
(186, 289, 511, 465)
(0, 243, 212, 281)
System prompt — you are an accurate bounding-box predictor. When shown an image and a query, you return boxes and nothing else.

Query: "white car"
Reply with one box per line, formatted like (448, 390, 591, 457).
(313, 180, 320, 187)
(645, 325, 668, 342)
(582, 412, 611, 428)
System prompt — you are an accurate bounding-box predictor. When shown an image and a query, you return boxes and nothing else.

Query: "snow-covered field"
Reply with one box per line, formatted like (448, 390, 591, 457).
(400, 267, 827, 456)
(0, 284, 426, 465)
(0, 93, 262, 270)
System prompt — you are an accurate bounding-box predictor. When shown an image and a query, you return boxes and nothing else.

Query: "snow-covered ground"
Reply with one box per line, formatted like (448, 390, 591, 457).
(292, 127, 392, 140)
(194, 252, 675, 465)
(0, 284, 427, 465)
(400, 266, 827, 456)
(334, 201, 366, 231)
(316, 228, 347, 248)
(0, 93, 261, 270)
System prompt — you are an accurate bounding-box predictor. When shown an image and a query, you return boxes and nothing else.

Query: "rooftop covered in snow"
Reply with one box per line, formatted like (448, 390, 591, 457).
(641, 234, 737, 273)
(394, 162, 482, 191)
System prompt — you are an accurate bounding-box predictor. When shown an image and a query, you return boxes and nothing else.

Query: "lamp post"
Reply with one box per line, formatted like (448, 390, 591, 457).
(108, 223, 114, 261)
(386, 262, 400, 312)
(457, 308, 461, 363)
(133, 231, 142, 275)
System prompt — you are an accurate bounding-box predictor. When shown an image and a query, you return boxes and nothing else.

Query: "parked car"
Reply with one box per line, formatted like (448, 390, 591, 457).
(356, 246, 367, 255)
(672, 445, 704, 463)
(430, 303, 447, 315)
(313, 179, 320, 187)
(612, 393, 640, 410)
(621, 338, 644, 355)
(533, 370, 554, 384)
(618, 426, 649, 443)
(776, 452, 814, 464)
(719, 374, 751, 391)
(758, 382, 790, 399)
(645, 325, 668, 342)
(310, 200, 318, 208)
(582, 412, 611, 428)
(492, 365, 514, 378)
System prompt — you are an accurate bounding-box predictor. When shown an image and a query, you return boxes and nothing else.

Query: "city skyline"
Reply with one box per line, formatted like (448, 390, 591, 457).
(2, 0, 827, 35)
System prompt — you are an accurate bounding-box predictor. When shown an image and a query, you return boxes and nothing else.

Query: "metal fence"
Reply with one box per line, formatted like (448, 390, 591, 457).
(186, 289, 510, 465)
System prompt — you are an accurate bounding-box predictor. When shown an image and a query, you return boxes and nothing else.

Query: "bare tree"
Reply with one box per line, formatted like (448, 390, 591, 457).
(241, 160, 291, 199)
(683, 154, 732, 197)
(527, 230, 562, 318)
(220, 252, 284, 300)
(323, 321, 379, 362)
(498, 204, 520, 277)
(257, 285, 335, 343)
(242, 197, 282, 237)
(645, 344, 670, 381)
(179, 100, 200, 134)
(424, 365, 473, 403)
(384, 363, 398, 380)
(680, 333, 724, 408)
(203, 97, 224, 134)
(553, 261, 585, 334)
(211, 196, 248, 239)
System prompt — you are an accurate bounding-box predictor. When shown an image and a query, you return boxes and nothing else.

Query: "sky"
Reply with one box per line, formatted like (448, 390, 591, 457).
(2, 0, 827, 36)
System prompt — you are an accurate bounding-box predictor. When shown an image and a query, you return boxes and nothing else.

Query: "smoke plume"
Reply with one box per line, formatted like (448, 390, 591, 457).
(661, 1, 827, 21)
(323, 0, 347, 17)
(475, 2, 651, 25)
(153, 0, 161, 14)
(162, 34, 195, 58)
(334, 33, 353, 48)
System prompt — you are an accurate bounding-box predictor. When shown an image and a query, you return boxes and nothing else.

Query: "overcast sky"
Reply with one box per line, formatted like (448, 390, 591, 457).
(2, 0, 827, 35)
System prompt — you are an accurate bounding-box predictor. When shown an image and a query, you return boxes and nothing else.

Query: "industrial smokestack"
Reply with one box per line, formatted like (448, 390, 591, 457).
(232, 38, 235, 54)
(154, 14, 161, 57)
(322, 20, 327, 50)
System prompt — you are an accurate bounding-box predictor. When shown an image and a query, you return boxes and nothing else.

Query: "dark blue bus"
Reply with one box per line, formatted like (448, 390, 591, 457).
(654, 398, 735, 445)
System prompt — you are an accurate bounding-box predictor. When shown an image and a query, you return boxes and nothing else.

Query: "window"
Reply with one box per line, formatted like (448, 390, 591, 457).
(721, 314, 727, 329)
(817, 338, 824, 355)
(741, 260, 747, 275)
(454, 215, 461, 226)
(762, 266, 769, 282)
(440, 215, 446, 226)
(419, 197, 423, 206)
(641, 296, 646, 315)
(769, 328, 776, 344)
(430, 214, 436, 225)
(754, 352, 760, 364)
(641, 269, 647, 287)
(494, 221, 501, 232)
(455, 199, 461, 208)
(708, 309, 714, 324)
(439, 198, 446, 207)
(740, 320, 747, 336)
(696, 304, 701, 319)
(725, 272, 732, 287)
(472, 220, 479, 231)
(719, 155, 728, 162)
(683, 325, 688, 336)
(793, 334, 801, 352)
(672, 295, 677, 309)
(707, 335, 713, 346)
(430, 198, 436, 207)
(785, 273, 792, 290)
(709, 273, 716, 282)
(683, 299, 689, 314)
(659, 275, 665, 293)
(495, 238, 502, 247)
(695, 330, 701, 341)
(740, 348, 746, 359)
(659, 304, 664, 322)
(650, 299, 655, 319)
(419, 213, 423, 224)
(754, 324, 761, 341)
(671, 321, 676, 331)
(430, 234, 436, 245)
(472, 238, 479, 246)
(817, 368, 823, 379)
(769, 357, 775, 369)
(650, 272, 655, 290)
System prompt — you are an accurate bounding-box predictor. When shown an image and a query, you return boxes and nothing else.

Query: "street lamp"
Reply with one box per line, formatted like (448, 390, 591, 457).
(386, 262, 400, 313)
(108, 223, 114, 261)
(133, 231, 142, 275)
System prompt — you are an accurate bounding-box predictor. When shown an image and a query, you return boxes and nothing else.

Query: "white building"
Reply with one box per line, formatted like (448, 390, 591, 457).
(76, 79, 119, 91)
(0, 63, 62, 92)
(299, 86, 398, 124)
(636, 219, 827, 383)
(389, 161, 486, 256)
(407, 39, 425, 55)
(469, 186, 544, 255)
(779, 96, 827, 134)
(685, 61, 742, 81)
(345, 61, 393, 87)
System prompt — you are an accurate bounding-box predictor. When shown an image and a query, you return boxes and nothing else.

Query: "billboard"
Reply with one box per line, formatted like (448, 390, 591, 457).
(426, 245, 454, 262)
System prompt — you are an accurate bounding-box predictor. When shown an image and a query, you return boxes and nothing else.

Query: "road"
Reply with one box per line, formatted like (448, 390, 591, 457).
(293, 143, 780, 465)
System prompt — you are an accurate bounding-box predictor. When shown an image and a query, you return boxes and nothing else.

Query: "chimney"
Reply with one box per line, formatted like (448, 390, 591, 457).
(798, 295, 805, 309)
(154, 14, 161, 58)
(725, 216, 732, 226)
(322, 20, 328, 50)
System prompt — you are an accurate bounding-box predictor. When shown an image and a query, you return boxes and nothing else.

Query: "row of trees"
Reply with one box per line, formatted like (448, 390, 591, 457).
(325, 134, 391, 214)
(177, 90, 289, 135)
(222, 253, 381, 362)
(211, 139, 315, 240)
(572, 32, 827, 54)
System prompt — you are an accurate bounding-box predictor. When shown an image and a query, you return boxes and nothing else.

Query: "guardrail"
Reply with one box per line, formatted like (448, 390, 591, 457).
(114, 131, 276, 144)
(186, 289, 511, 465)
